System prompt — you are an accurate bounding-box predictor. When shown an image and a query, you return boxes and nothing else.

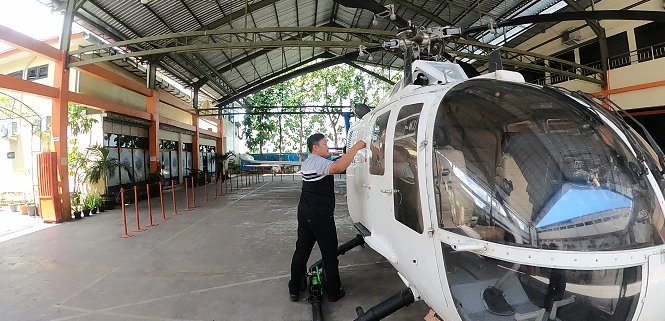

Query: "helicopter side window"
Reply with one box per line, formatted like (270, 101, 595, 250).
(393, 103, 424, 234)
(369, 111, 391, 176)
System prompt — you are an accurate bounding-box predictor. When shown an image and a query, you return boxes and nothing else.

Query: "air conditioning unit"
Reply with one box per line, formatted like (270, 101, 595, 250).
(1, 122, 18, 138)
(562, 29, 581, 45)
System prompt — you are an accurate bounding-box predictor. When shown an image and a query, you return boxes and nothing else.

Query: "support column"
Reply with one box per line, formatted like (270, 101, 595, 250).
(52, 51, 71, 218)
(146, 61, 159, 173)
(544, 60, 551, 85)
(178, 133, 184, 184)
(147, 90, 160, 173)
(216, 119, 224, 154)
(192, 86, 200, 171)
(59, 0, 77, 66)
(627, 28, 638, 65)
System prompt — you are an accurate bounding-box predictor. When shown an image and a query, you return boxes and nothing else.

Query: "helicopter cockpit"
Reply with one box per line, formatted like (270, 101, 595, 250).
(430, 79, 665, 320)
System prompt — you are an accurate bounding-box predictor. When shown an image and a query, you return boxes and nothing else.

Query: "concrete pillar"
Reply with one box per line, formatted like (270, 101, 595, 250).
(627, 28, 638, 64)
(193, 114, 200, 171)
(178, 132, 184, 184)
(51, 51, 71, 217)
(147, 90, 160, 173)
(146, 61, 159, 173)
(544, 60, 551, 85)
(192, 87, 200, 171)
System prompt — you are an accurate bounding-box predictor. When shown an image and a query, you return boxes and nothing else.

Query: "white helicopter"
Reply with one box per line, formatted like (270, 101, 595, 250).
(232, 1, 665, 320)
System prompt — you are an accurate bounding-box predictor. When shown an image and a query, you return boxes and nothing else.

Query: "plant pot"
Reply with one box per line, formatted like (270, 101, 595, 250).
(82, 209, 91, 217)
(27, 204, 37, 217)
(92, 207, 98, 214)
(9, 204, 18, 212)
(73, 211, 82, 219)
(98, 207, 105, 213)
(19, 205, 28, 215)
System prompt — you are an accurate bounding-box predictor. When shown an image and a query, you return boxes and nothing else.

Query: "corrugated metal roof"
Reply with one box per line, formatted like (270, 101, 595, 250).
(52, 0, 590, 104)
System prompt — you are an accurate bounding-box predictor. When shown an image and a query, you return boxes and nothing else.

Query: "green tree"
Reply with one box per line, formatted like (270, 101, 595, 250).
(242, 62, 397, 154)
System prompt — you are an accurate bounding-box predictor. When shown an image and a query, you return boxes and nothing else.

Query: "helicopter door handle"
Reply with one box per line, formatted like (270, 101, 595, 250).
(381, 189, 395, 195)
(362, 184, 371, 188)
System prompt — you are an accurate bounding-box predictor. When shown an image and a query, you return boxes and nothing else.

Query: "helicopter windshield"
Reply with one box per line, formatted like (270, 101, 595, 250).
(431, 79, 665, 252)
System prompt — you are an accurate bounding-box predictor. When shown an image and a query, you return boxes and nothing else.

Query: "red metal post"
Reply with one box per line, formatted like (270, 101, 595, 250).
(171, 180, 179, 215)
(120, 188, 133, 238)
(145, 183, 158, 227)
(205, 174, 209, 202)
(133, 186, 145, 232)
(192, 177, 197, 208)
(160, 181, 169, 220)
(185, 176, 191, 211)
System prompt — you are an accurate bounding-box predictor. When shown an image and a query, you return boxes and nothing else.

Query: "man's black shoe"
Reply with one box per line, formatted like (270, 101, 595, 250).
(290, 293, 299, 302)
(328, 288, 345, 302)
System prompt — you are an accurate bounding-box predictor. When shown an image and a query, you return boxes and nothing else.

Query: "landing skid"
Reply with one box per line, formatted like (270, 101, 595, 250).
(354, 288, 416, 321)
(307, 234, 365, 321)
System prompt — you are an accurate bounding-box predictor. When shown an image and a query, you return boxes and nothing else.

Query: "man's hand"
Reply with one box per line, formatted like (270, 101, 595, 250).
(329, 140, 367, 174)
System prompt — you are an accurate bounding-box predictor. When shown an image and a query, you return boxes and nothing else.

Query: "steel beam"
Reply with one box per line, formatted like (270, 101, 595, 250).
(214, 47, 383, 107)
(59, 0, 77, 67)
(562, 0, 609, 74)
(69, 27, 394, 56)
(199, 0, 280, 31)
(451, 51, 604, 85)
(454, 39, 603, 75)
(345, 62, 395, 85)
(69, 40, 374, 67)
(390, 0, 452, 26)
(147, 60, 157, 90)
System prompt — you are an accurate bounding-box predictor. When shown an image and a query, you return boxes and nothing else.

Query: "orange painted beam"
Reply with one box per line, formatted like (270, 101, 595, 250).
(159, 91, 194, 113)
(593, 79, 665, 97)
(161, 117, 196, 132)
(51, 51, 70, 220)
(0, 74, 59, 99)
(147, 90, 160, 173)
(72, 60, 152, 97)
(200, 128, 220, 138)
(69, 92, 151, 120)
(0, 24, 61, 61)
(0, 33, 85, 60)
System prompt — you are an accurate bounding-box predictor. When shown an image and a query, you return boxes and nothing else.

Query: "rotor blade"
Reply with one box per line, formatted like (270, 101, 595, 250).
(332, 0, 410, 29)
(332, 0, 387, 14)
(463, 10, 665, 34)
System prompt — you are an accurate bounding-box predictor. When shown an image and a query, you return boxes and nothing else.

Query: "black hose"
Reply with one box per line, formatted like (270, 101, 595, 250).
(354, 288, 415, 321)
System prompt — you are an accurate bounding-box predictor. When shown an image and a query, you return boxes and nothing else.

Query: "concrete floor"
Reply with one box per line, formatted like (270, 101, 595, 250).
(0, 175, 429, 321)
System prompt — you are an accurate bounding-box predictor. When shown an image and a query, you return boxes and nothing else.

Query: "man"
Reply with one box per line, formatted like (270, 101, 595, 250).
(288, 133, 366, 302)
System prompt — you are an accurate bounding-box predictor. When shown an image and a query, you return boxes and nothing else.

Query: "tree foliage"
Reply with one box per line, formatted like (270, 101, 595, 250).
(242, 64, 397, 154)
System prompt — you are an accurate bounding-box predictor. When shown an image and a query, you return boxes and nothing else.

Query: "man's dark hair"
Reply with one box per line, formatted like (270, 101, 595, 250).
(307, 133, 326, 152)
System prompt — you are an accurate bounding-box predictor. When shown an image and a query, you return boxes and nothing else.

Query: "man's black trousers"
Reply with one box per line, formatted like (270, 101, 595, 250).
(288, 210, 341, 296)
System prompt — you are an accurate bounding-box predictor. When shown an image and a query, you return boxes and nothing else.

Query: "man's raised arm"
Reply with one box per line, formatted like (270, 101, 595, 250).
(329, 140, 366, 174)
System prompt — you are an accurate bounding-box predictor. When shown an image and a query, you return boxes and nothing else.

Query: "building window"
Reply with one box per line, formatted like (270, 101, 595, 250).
(7, 71, 23, 79)
(26, 64, 48, 81)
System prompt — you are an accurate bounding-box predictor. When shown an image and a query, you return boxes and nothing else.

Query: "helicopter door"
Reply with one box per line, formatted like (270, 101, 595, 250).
(364, 109, 395, 258)
(387, 101, 441, 300)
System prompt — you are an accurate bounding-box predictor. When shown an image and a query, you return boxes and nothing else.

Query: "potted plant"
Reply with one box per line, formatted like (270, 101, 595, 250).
(84, 145, 134, 210)
(71, 194, 82, 219)
(82, 195, 93, 217)
(26, 203, 37, 217)
(19, 202, 28, 215)
(9, 203, 18, 212)
(94, 195, 104, 213)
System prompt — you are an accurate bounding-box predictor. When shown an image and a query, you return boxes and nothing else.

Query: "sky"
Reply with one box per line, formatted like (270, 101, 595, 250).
(0, 0, 84, 52)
